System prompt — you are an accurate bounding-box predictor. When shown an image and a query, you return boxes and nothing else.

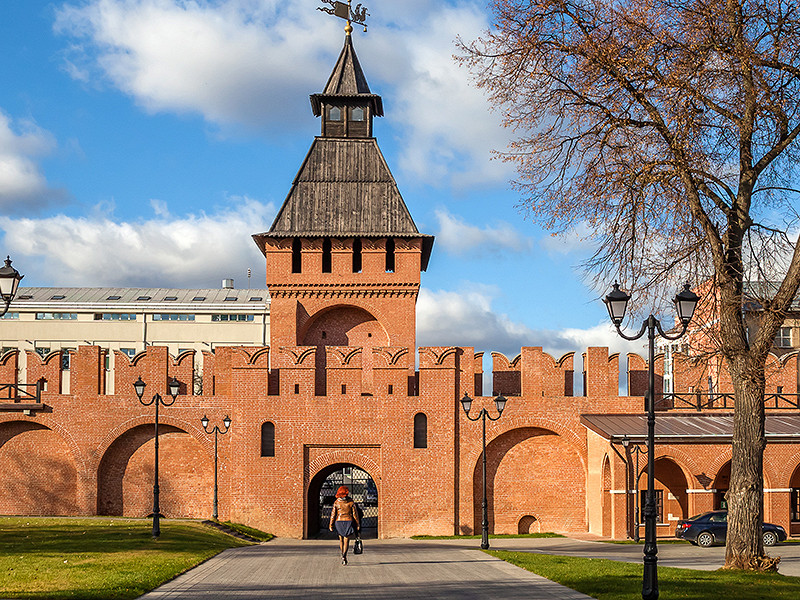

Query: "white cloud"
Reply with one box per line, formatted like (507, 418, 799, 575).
(54, 0, 337, 134)
(54, 0, 512, 185)
(416, 287, 641, 359)
(0, 196, 275, 287)
(434, 209, 532, 255)
(0, 110, 66, 212)
(370, 4, 513, 186)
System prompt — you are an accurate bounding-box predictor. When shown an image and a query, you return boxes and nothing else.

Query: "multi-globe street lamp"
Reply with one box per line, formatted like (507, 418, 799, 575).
(605, 282, 698, 600)
(133, 376, 181, 538)
(621, 435, 647, 543)
(0, 256, 23, 317)
(200, 414, 232, 520)
(460, 392, 508, 550)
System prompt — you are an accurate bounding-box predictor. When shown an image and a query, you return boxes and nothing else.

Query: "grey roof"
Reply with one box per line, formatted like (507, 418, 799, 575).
(253, 137, 434, 269)
(310, 35, 383, 117)
(9, 287, 270, 313)
(581, 413, 800, 441)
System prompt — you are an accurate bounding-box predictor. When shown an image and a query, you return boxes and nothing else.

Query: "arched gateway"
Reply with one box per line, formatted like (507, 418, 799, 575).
(307, 463, 379, 539)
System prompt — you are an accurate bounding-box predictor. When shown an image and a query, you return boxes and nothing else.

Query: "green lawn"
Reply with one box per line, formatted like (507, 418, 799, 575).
(412, 532, 564, 540)
(489, 550, 800, 600)
(0, 517, 251, 599)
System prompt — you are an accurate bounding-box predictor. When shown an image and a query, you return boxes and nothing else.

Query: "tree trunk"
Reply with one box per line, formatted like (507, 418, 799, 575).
(724, 356, 772, 570)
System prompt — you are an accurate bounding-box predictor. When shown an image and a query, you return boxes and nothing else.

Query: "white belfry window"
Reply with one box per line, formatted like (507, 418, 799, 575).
(775, 327, 792, 348)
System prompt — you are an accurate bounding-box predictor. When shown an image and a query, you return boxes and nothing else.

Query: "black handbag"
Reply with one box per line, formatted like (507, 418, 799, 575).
(353, 536, 363, 554)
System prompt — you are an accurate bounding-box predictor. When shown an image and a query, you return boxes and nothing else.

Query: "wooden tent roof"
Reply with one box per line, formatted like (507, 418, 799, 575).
(310, 35, 383, 117)
(253, 137, 434, 269)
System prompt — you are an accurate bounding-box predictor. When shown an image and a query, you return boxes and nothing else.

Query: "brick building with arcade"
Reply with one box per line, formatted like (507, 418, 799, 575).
(2, 34, 800, 541)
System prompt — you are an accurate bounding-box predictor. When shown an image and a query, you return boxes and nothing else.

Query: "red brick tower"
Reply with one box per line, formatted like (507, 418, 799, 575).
(253, 33, 433, 393)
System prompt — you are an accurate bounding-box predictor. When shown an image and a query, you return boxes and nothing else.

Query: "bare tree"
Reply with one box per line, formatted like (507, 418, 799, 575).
(460, 0, 800, 569)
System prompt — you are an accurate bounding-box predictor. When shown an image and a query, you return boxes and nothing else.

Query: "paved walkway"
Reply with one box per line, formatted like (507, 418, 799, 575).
(138, 535, 800, 599)
(138, 538, 592, 599)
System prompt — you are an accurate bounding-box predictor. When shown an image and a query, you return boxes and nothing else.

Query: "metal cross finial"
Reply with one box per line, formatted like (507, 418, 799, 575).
(318, 0, 370, 33)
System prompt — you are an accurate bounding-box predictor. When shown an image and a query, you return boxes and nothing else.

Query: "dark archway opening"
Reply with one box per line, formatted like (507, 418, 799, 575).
(307, 463, 378, 539)
(790, 463, 800, 537)
(713, 461, 730, 510)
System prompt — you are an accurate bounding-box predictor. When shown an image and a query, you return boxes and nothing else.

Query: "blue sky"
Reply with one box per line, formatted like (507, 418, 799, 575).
(0, 0, 644, 366)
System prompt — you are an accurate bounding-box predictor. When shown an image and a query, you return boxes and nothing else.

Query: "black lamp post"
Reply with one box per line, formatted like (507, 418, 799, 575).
(621, 435, 647, 543)
(0, 256, 23, 317)
(605, 283, 698, 600)
(133, 376, 181, 538)
(200, 414, 232, 520)
(460, 392, 508, 550)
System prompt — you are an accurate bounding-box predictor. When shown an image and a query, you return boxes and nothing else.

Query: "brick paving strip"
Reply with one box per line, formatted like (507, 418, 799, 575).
(137, 538, 593, 600)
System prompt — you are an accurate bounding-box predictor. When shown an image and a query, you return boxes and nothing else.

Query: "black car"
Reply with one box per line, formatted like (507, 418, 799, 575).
(675, 510, 787, 547)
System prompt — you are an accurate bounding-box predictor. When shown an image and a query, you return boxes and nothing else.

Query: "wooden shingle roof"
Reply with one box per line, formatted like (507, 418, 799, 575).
(254, 138, 434, 269)
(310, 35, 383, 117)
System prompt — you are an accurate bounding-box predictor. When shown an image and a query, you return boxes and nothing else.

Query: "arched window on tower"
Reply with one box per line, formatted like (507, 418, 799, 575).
(322, 238, 332, 273)
(385, 238, 395, 273)
(261, 422, 275, 457)
(351, 107, 365, 121)
(292, 239, 302, 273)
(352, 238, 362, 273)
(328, 106, 342, 121)
(413, 413, 427, 448)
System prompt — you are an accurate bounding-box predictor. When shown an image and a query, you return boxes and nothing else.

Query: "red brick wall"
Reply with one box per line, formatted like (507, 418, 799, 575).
(2, 341, 800, 540)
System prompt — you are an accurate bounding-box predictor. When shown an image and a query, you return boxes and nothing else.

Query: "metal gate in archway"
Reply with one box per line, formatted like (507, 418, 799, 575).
(319, 466, 378, 536)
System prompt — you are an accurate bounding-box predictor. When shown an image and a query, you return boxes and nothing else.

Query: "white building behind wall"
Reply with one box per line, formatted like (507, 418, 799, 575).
(0, 284, 270, 394)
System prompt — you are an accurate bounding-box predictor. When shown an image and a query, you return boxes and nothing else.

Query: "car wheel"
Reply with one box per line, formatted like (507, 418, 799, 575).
(763, 531, 778, 547)
(697, 531, 714, 547)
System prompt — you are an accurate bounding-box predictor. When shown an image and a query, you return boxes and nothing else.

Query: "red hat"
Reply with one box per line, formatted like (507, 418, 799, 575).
(335, 486, 349, 498)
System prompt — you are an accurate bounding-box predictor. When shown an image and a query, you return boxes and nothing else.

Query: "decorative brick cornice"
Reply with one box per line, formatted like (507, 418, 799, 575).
(267, 282, 419, 300)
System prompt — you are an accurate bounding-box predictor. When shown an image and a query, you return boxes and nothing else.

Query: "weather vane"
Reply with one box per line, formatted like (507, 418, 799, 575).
(318, 0, 369, 33)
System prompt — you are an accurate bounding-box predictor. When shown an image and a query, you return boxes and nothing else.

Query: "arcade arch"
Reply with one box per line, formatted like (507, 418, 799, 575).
(713, 461, 731, 510)
(97, 424, 212, 518)
(636, 457, 690, 525)
(791, 463, 800, 536)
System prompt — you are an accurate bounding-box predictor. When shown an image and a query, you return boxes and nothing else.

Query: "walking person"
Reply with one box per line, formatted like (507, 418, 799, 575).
(329, 486, 360, 565)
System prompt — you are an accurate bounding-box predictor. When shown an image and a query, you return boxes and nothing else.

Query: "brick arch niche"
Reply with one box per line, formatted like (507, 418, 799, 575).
(301, 305, 389, 395)
(305, 461, 379, 539)
(0, 420, 79, 515)
(97, 424, 212, 518)
(475, 427, 586, 535)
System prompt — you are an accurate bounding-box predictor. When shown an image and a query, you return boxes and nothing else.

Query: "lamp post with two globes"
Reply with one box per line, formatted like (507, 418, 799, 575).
(605, 282, 699, 600)
(460, 392, 508, 550)
(133, 376, 181, 538)
(200, 414, 232, 520)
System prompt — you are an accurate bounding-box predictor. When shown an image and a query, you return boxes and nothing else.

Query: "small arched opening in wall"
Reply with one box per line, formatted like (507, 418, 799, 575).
(307, 463, 378, 539)
(518, 514, 539, 534)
